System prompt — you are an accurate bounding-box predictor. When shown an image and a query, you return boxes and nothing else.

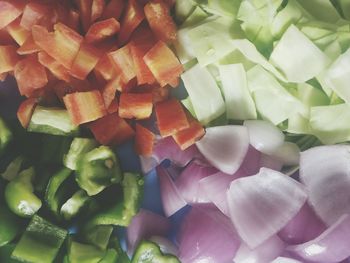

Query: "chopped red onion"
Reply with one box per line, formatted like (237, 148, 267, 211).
(196, 125, 250, 174)
(271, 257, 302, 263)
(178, 205, 240, 263)
(126, 209, 171, 254)
(300, 145, 350, 225)
(286, 214, 350, 263)
(175, 161, 218, 204)
(157, 165, 187, 217)
(238, 145, 262, 176)
(199, 171, 244, 216)
(149, 236, 179, 256)
(244, 120, 285, 155)
(227, 168, 307, 248)
(279, 203, 326, 245)
(234, 235, 285, 263)
(140, 156, 159, 174)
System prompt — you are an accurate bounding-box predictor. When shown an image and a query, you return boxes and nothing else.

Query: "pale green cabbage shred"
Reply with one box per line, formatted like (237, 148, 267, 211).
(175, 0, 350, 145)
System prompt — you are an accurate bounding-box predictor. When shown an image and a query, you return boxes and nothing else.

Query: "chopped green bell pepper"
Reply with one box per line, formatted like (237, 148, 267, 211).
(0, 117, 12, 156)
(28, 106, 79, 136)
(1, 156, 24, 181)
(89, 173, 144, 226)
(12, 215, 67, 263)
(0, 244, 20, 263)
(64, 138, 98, 170)
(131, 241, 180, 263)
(0, 205, 22, 247)
(5, 167, 42, 218)
(60, 190, 90, 221)
(67, 240, 106, 263)
(45, 168, 76, 217)
(76, 146, 122, 196)
(80, 225, 113, 250)
(99, 249, 119, 263)
(109, 237, 130, 263)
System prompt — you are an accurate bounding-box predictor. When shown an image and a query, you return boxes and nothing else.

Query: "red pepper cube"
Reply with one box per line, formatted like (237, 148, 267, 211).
(135, 124, 155, 156)
(91, 0, 105, 23)
(14, 55, 48, 97)
(75, 0, 92, 32)
(118, 0, 144, 45)
(144, 0, 177, 43)
(119, 93, 153, 120)
(0, 45, 20, 74)
(94, 53, 117, 81)
(17, 98, 37, 129)
(144, 41, 183, 88)
(101, 77, 122, 108)
(109, 44, 136, 85)
(20, 2, 48, 30)
(173, 116, 205, 150)
(90, 113, 135, 145)
(6, 18, 30, 45)
(70, 42, 101, 80)
(63, 90, 107, 125)
(17, 35, 40, 55)
(0, 1, 24, 30)
(38, 51, 71, 82)
(101, 0, 125, 21)
(155, 99, 189, 137)
(85, 18, 120, 44)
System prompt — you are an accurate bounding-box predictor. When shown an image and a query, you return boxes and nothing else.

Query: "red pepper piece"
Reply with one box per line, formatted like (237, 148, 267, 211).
(135, 123, 155, 156)
(17, 98, 37, 129)
(85, 18, 120, 44)
(119, 93, 153, 120)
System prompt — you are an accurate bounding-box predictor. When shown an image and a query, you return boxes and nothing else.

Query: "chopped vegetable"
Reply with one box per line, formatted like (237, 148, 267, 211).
(119, 93, 153, 120)
(131, 240, 180, 263)
(63, 138, 98, 170)
(0, 117, 12, 156)
(135, 124, 155, 157)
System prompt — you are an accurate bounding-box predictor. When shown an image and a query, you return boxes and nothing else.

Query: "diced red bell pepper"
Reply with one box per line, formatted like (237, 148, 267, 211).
(14, 55, 48, 97)
(91, 0, 105, 23)
(144, 0, 177, 43)
(101, 77, 122, 108)
(109, 44, 136, 85)
(89, 113, 135, 145)
(0, 45, 20, 74)
(94, 54, 117, 81)
(20, 2, 49, 30)
(63, 90, 107, 125)
(75, 0, 92, 32)
(172, 116, 205, 150)
(118, 0, 145, 45)
(101, 0, 125, 21)
(17, 98, 37, 129)
(0, 0, 24, 30)
(155, 99, 189, 137)
(85, 18, 120, 44)
(132, 83, 170, 103)
(70, 42, 101, 80)
(143, 41, 183, 87)
(6, 18, 30, 45)
(119, 93, 153, 120)
(135, 123, 155, 156)
(17, 35, 41, 55)
(38, 51, 71, 82)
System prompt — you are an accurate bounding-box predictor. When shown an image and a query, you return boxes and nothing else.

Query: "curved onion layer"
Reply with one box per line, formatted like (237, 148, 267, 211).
(244, 120, 285, 155)
(286, 214, 350, 263)
(149, 236, 179, 256)
(234, 235, 285, 263)
(157, 165, 187, 217)
(178, 205, 240, 263)
(237, 145, 262, 176)
(199, 171, 244, 216)
(271, 257, 302, 263)
(127, 209, 171, 254)
(196, 125, 250, 174)
(300, 145, 350, 225)
(227, 168, 307, 248)
(175, 161, 218, 204)
(279, 203, 326, 245)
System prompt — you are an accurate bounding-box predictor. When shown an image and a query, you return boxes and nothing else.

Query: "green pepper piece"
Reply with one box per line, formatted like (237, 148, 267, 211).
(64, 138, 98, 170)
(89, 173, 144, 226)
(28, 106, 79, 136)
(60, 190, 90, 221)
(80, 225, 113, 250)
(45, 168, 76, 216)
(131, 241, 180, 263)
(62, 255, 70, 263)
(5, 167, 42, 218)
(0, 205, 22, 247)
(12, 215, 67, 263)
(40, 135, 72, 164)
(1, 156, 24, 181)
(98, 249, 119, 263)
(67, 241, 106, 263)
(76, 146, 122, 196)
(0, 117, 12, 156)
(0, 244, 21, 263)
(109, 237, 130, 263)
